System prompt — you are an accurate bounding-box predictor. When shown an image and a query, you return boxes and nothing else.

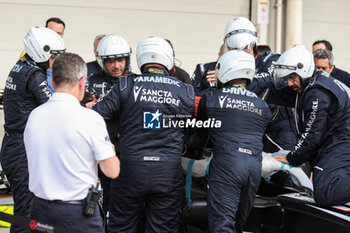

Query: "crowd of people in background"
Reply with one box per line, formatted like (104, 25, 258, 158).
(1, 15, 350, 233)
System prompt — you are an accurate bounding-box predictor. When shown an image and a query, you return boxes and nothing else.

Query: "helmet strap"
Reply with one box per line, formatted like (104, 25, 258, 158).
(217, 79, 225, 89)
(253, 44, 258, 56)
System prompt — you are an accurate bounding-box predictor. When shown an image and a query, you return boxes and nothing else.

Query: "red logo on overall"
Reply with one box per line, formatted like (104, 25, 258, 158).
(29, 220, 37, 230)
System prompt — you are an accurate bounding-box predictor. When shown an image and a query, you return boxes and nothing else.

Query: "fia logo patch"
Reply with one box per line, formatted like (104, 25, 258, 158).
(143, 109, 162, 129)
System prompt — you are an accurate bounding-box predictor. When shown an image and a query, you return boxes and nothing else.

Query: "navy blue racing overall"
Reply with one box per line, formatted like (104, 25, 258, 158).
(1, 55, 51, 233)
(86, 60, 102, 78)
(87, 70, 133, 214)
(191, 61, 217, 97)
(200, 83, 271, 233)
(93, 66, 195, 233)
(249, 52, 298, 187)
(87, 71, 132, 97)
(287, 71, 350, 206)
(248, 51, 298, 153)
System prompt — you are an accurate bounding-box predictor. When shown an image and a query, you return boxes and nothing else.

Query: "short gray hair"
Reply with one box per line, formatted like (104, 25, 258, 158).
(313, 49, 334, 66)
(93, 34, 106, 50)
(52, 53, 87, 88)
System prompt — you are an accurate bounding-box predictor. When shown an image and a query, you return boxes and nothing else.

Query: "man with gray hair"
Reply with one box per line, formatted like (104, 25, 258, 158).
(87, 34, 106, 77)
(313, 49, 350, 87)
(24, 52, 120, 233)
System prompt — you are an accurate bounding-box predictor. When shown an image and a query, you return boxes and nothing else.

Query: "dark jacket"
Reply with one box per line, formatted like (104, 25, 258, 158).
(86, 60, 102, 78)
(249, 51, 280, 94)
(191, 61, 217, 97)
(169, 65, 191, 84)
(248, 52, 298, 152)
(203, 84, 272, 160)
(287, 71, 350, 169)
(3, 56, 51, 134)
(93, 66, 195, 162)
(1, 55, 51, 229)
(87, 71, 133, 97)
(330, 65, 350, 88)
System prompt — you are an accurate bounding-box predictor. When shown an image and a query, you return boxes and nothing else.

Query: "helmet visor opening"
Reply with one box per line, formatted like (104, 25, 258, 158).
(284, 73, 298, 81)
(273, 64, 297, 71)
(51, 49, 66, 54)
(273, 69, 298, 90)
(243, 41, 256, 50)
(100, 53, 131, 59)
(224, 29, 257, 41)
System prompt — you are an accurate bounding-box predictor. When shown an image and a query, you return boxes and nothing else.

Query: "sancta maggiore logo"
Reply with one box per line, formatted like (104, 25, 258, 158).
(143, 109, 221, 129)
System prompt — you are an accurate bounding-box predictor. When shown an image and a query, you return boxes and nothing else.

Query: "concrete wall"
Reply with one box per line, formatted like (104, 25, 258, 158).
(302, 0, 350, 72)
(0, 0, 250, 87)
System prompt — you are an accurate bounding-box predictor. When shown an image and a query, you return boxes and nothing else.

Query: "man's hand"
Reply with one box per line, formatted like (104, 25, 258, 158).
(85, 101, 95, 109)
(273, 153, 289, 164)
(206, 70, 216, 84)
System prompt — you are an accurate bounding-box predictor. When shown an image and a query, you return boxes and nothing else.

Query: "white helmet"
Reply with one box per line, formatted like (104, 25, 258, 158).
(136, 36, 174, 71)
(273, 45, 315, 88)
(97, 34, 132, 74)
(216, 50, 255, 85)
(224, 17, 258, 51)
(24, 26, 65, 63)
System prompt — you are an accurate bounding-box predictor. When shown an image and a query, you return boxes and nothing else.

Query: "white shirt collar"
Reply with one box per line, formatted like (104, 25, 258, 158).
(50, 92, 80, 106)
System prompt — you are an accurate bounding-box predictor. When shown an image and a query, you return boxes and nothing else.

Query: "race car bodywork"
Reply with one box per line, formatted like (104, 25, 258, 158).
(181, 153, 350, 233)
